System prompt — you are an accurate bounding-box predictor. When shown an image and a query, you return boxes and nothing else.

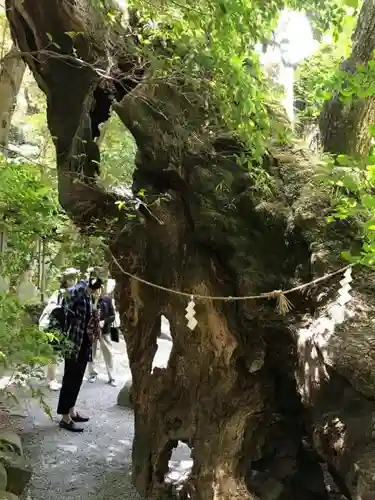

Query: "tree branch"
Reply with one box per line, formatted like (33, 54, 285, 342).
(5, 0, 142, 229)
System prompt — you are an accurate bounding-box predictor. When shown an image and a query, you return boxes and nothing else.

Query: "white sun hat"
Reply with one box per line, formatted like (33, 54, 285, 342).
(62, 267, 80, 276)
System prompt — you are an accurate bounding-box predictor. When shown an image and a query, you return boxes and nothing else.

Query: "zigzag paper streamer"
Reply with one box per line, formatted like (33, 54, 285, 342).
(185, 296, 198, 331)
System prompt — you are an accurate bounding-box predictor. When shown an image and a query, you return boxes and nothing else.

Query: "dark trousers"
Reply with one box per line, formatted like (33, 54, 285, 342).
(57, 336, 89, 415)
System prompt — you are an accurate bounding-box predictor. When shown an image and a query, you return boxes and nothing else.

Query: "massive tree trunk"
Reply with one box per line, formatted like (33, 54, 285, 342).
(319, 0, 375, 158)
(6, 1, 375, 499)
(0, 43, 25, 150)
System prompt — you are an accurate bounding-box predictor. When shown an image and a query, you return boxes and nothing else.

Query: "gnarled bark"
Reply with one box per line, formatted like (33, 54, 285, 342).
(0, 44, 25, 150)
(319, 0, 375, 158)
(6, 1, 375, 499)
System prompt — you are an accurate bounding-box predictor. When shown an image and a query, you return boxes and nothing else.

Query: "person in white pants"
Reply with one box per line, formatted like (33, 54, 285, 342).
(87, 290, 117, 386)
(39, 267, 80, 391)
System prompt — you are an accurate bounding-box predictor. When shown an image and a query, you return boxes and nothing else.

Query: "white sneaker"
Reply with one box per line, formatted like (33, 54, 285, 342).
(48, 380, 62, 391)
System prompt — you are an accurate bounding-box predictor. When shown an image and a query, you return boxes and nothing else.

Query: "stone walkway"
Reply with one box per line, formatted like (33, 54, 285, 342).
(6, 337, 190, 500)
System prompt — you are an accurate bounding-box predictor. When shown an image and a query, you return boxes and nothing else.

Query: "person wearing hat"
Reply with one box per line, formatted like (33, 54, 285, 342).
(87, 285, 117, 387)
(57, 273, 104, 432)
(84, 266, 117, 386)
(39, 267, 80, 390)
(63, 267, 81, 279)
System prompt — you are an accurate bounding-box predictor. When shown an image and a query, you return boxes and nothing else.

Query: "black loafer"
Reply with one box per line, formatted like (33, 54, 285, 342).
(59, 419, 84, 433)
(71, 412, 89, 423)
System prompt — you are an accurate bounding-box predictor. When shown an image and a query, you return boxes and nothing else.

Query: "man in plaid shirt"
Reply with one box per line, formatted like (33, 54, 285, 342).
(57, 275, 103, 432)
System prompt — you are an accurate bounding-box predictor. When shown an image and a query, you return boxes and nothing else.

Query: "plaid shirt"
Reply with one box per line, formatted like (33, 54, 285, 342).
(63, 281, 94, 361)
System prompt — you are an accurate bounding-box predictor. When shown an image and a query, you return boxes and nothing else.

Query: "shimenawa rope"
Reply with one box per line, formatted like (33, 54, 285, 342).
(110, 251, 353, 315)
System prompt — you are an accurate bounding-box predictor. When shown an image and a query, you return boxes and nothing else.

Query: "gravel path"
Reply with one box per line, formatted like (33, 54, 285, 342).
(10, 337, 189, 500)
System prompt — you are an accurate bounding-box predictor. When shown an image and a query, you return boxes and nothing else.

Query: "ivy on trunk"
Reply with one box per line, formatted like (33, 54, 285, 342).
(319, 0, 375, 158)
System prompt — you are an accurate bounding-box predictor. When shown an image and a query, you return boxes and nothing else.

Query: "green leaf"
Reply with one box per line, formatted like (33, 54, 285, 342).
(115, 200, 126, 210)
(365, 219, 375, 231)
(336, 154, 352, 166)
(343, 0, 358, 7)
(368, 124, 375, 138)
(340, 88, 353, 97)
(64, 31, 83, 39)
(341, 175, 358, 192)
(321, 91, 333, 100)
(361, 194, 375, 210)
(341, 250, 354, 262)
